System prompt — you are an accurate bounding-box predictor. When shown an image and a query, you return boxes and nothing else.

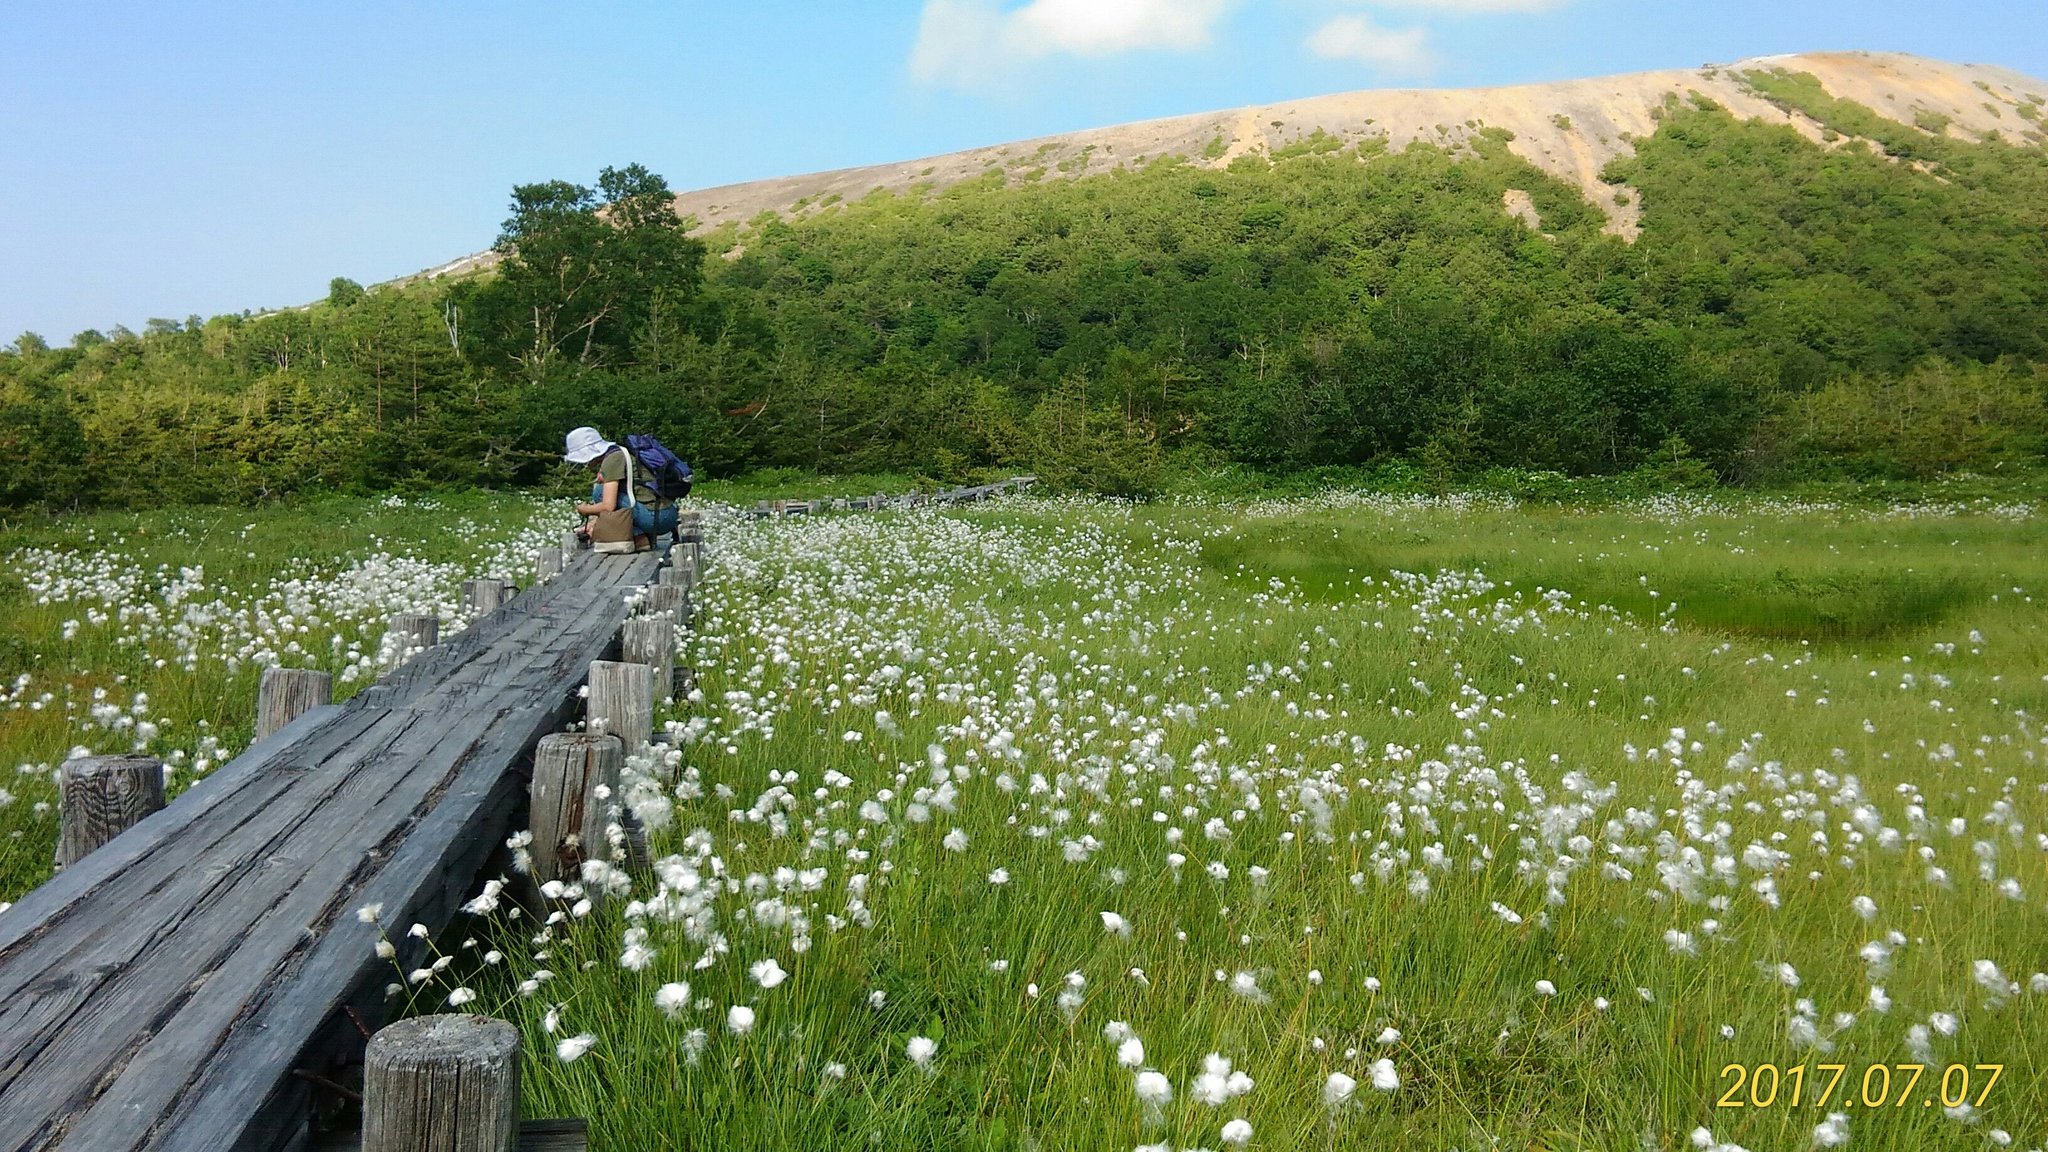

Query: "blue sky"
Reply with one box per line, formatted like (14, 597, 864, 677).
(4, 0, 2044, 342)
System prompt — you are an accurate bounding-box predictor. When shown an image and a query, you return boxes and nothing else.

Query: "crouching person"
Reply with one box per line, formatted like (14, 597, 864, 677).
(564, 426, 650, 554)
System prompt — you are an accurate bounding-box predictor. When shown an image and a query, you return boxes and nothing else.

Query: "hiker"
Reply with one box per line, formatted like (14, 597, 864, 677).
(564, 426, 664, 553)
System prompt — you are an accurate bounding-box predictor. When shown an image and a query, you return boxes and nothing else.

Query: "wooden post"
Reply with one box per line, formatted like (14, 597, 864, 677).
(363, 1014, 519, 1152)
(622, 615, 675, 701)
(55, 755, 165, 868)
(561, 528, 581, 553)
(657, 559, 693, 588)
(587, 660, 653, 756)
(676, 511, 703, 568)
(530, 733, 622, 885)
(639, 583, 687, 622)
(464, 577, 510, 614)
(534, 548, 564, 583)
(256, 667, 331, 740)
(385, 613, 438, 671)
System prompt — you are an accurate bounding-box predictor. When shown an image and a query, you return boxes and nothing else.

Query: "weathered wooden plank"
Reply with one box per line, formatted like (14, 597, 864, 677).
(152, 582, 650, 1150)
(0, 543, 663, 1151)
(165, 695, 597, 1152)
(0, 710, 436, 1146)
(0, 704, 365, 961)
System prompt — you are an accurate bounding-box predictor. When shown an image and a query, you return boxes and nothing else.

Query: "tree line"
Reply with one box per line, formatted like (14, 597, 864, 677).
(3, 73, 2045, 507)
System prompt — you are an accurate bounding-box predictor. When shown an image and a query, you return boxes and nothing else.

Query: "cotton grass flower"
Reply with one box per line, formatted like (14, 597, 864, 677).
(1101, 911, 1132, 937)
(556, 1033, 595, 1063)
(1324, 1071, 1357, 1108)
(655, 982, 691, 1020)
(727, 1005, 756, 1035)
(1369, 1058, 1400, 1091)
(1811, 1112, 1850, 1148)
(750, 958, 788, 989)
(906, 1035, 938, 1070)
(1228, 970, 1268, 1003)
(1220, 1118, 1252, 1146)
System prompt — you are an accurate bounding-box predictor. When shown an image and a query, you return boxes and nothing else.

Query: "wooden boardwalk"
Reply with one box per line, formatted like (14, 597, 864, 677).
(748, 474, 1036, 518)
(0, 546, 664, 1151)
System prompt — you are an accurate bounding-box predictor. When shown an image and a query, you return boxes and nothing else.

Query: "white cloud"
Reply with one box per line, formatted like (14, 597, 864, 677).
(911, 0, 1231, 88)
(1352, 0, 1567, 10)
(1306, 14, 1433, 75)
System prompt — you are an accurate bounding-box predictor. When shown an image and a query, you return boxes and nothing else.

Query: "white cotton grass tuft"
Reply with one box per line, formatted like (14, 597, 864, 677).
(1191, 1053, 1254, 1106)
(655, 981, 691, 1020)
(1220, 1118, 1253, 1147)
(1811, 1111, 1850, 1148)
(726, 1005, 756, 1035)
(1117, 1037, 1145, 1068)
(1228, 970, 1269, 1004)
(555, 1033, 595, 1063)
(1134, 1068, 1173, 1125)
(1101, 911, 1132, 937)
(906, 1035, 938, 1070)
(1370, 1058, 1401, 1091)
(750, 958, 788, 989)
(1324, 1070, 1358, 1108)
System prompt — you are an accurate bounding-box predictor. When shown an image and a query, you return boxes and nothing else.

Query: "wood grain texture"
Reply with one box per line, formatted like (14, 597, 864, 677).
(585, 660, 653, 757)
(462, 578, 510, 614)
(0, 546, 661, 1151)
(528, 734, 622, 886)
(621, 615, 675, 702)
(55, 756, 166, 869)
(638, 584, 687, 623)
(256, 668, 333, 740)
(362, 1015, 518, 1152)
(383, 614, 439, 672)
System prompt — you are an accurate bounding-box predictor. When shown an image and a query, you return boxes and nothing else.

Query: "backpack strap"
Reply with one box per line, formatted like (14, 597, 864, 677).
(601, 445, 637, 510)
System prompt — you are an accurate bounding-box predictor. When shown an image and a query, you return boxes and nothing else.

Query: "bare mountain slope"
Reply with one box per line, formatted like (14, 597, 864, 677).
(410, 51, 2044, 282)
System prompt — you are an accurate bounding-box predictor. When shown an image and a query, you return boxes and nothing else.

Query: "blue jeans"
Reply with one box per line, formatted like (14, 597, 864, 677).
(633, 502, 679, 545)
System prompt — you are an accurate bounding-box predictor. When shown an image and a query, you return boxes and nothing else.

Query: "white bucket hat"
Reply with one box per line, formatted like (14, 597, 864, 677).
(563, 426, 610, 465)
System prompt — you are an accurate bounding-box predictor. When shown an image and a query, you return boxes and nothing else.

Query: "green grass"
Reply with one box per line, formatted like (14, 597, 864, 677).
(401, 492, 2045, 1150)
(5, 487, 2047, 1150)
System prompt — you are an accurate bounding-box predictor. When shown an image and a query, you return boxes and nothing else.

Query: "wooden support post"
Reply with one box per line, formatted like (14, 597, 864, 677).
(534, 548, 564, 583)
(56, 755, 165, 868)
(622, 614, 675, 701)
(639, 583, 687, 622)
(385, 612, 439, 671)
(561, 528, 581, 553)
(587, 660, 654, 756)
(256, 667, 332, 740)
(657, 558, 693, 588)
(363, 1014, 519, 1152)
(464, 578, 510, 614)
(676, 511, 703, 568)
(529, 733, 622, 884)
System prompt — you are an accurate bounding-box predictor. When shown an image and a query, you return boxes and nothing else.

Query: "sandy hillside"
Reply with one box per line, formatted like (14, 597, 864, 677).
(409, 51, 2045, 281)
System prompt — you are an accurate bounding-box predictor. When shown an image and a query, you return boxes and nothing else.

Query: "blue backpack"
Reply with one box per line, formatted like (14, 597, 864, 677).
(625, 433, 693, 499)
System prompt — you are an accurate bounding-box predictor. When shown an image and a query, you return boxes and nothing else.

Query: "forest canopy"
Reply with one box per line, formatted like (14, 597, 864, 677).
(3, 79, 2045, 507)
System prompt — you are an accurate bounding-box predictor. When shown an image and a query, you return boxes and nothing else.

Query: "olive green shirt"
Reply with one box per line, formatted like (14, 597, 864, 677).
(597, 447, 671, 509)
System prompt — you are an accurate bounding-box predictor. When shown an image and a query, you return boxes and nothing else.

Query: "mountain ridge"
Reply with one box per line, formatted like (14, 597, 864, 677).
(406, 51, 2045, 284)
